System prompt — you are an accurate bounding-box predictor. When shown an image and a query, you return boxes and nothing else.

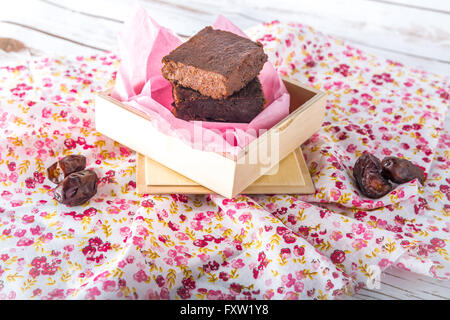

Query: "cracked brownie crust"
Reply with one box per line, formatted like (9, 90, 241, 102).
(162, 27, 268, 99)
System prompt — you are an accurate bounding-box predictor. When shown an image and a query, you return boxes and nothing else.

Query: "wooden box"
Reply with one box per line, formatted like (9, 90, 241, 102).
(95, 77, 326, 198)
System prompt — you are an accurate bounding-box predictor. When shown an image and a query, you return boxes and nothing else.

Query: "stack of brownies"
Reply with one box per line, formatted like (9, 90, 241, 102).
(161, 26, 268, 123)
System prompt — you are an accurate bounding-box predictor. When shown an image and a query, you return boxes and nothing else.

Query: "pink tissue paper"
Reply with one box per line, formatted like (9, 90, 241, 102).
(111, 7, 290, 157)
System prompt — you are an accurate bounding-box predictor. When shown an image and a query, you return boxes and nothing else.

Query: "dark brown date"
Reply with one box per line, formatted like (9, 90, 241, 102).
(353, 153, 393, 199)
(47, 154, 86, 184)
(381, 156, 425, 185)
(53, 169, 98, 206)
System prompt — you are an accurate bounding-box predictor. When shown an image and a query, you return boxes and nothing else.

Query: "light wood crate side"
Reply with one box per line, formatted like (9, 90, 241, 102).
(94, 92, 237, 197)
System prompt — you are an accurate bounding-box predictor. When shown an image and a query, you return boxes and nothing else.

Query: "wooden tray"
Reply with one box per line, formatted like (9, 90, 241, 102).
(136, 148, 315, 195)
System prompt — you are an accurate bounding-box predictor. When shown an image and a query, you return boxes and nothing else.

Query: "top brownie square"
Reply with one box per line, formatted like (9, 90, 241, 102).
(161, 26, 267, 99)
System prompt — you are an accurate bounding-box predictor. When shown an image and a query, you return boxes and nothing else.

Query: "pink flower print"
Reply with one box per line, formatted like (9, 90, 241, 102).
(145, 289, 161, 300)
(133, 270, 149, 283)
(280, 248, 291, 259)
(378, 258, 393, 269)
(265, 202, 277, 211)
(182, 277, 196, 290)
(193, 239, 208, 247)
(136, 225, 149, 237)
(32, 289, 42, 298)
(17, 237, 33, 247)
(190, 220, 203, 231)
(226, 209, 236, 219)
(330, 231, 343, 241)
(430, 238, 445, 248)
(42, 108, 52, 118)
(276, 226, 290, 236)
(264, 289, 274, 300)
(155, 275, 166, 288)
(283, 233, 296, 244)
(44, 138, 56, 149)
(22, 215, 35, 224)
(294, 281, 304, 293)
(82, 245, 96, 259)
(354, 211, 367, 221)
(120, 226, 131, 238)
(281, 273, 296, 288)
(33, 171, 45, 184)
(132, 236, 144, 248)
(126, 255, 136, 264)
(223, 247, 234, 258)
(231, 258, 245, 269)
(363, 229, 374, 240)
(0, 254, 9, 262)
(352, 239, 368, 251)
(167, 250, 177, 258)
(174, 245, 188, 254)
(85, 287, 101, 300)
(293, 245, 305, 256)
(1, 191, 13, 201)
(284, 291, 299, 300)
(175, 232, 189, 241)
(119, 146, 131, 157)
(330, 250, 346, 264)
(31, 256, 47, 268)
(206, 290, 222, 300)
(29, 268, 40, 278)
(34, 140, 44, 149)
(14, 229, 26, 237)
(25, 178, 36, 189)
(0, 173, 8, 183)
(177, 287, 191, 300)
(197, 253, 210, 262)
(9, 172, 18, 183)
(352, 223, 365, 235)
(325, 280, 334, 291)
(63, 244, 74, 252)
(238, 213, 252, 223)
(97, 242, 111, 252)
(46, 289, 65, 300)
(64, 138, 76, 149)
(42, 232, 53, 243)
(107, 206, 120, 214)
(160, 287, 170, 300)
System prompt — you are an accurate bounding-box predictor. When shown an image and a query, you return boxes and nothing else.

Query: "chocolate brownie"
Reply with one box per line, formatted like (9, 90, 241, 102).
(162, 26, 267, 99)
(171, 77, 265, 123)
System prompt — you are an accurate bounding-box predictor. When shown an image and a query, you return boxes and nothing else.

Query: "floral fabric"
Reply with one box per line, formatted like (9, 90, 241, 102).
(0, 21, 448, 300)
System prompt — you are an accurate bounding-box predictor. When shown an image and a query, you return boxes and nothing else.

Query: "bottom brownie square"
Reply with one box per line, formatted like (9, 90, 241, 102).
(171, 78, 265, 123)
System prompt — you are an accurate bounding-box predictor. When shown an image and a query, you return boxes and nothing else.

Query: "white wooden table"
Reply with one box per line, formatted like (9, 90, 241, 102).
(0, 0, 449, 300)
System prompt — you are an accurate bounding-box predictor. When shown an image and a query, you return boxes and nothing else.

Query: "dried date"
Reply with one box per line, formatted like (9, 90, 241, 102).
(53, 169, 98, 206)
(381, 156, 425, 185)
(47, 154, 86, 184)
(353, 153, 393, 199)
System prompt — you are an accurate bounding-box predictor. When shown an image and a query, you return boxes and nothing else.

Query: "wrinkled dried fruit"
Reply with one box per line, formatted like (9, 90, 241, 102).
(353, 153, 393, 199)
(381, 156, 425, 185)
(47, 154, 86, 184)
(53, 169, 98, 206)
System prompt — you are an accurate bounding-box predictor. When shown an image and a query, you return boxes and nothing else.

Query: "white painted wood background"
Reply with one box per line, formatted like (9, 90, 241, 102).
(0, 0, 449, 300)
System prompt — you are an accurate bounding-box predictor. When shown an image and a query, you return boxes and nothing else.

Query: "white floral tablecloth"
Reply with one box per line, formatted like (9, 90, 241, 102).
(0, 21, 448, 300)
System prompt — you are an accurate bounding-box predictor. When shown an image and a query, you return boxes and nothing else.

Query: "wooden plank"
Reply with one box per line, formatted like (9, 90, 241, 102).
(344, 267, 450, 300)
(139, 0, 450, 65)
(1, 0, 120, 55)
(369, 0, 450, 13)
(0, 22, 103, 56)
(5, 0, 448, 74)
